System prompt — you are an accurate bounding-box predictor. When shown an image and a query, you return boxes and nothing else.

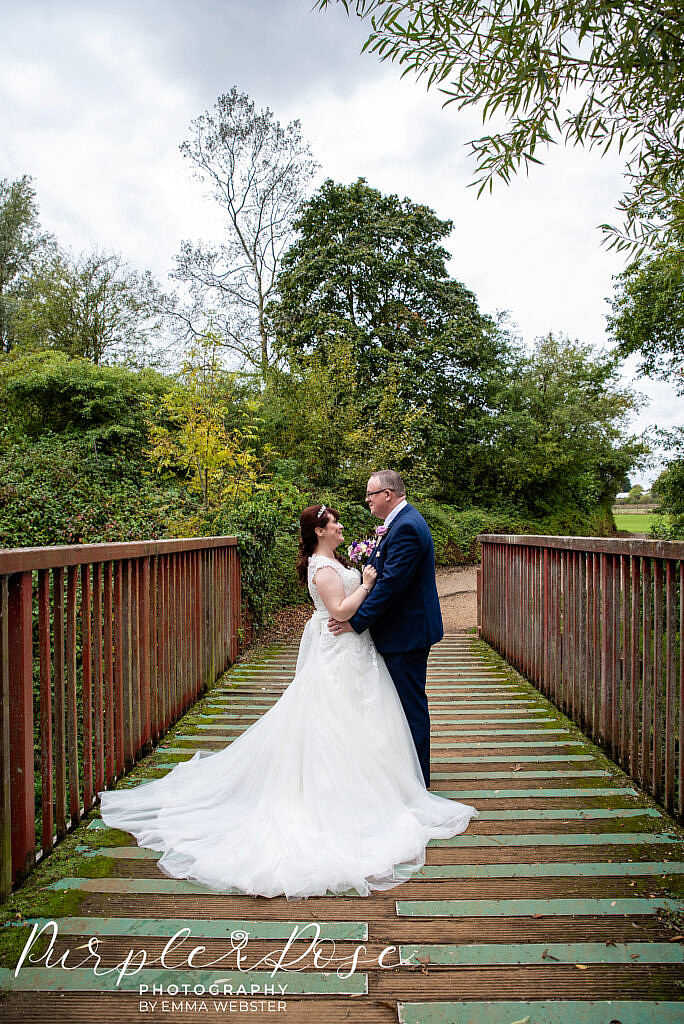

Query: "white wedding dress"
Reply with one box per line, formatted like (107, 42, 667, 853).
(98, 553, 479, 899)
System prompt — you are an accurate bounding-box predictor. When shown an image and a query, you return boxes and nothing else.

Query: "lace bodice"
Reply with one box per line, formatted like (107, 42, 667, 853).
(307, 554, 361, 614)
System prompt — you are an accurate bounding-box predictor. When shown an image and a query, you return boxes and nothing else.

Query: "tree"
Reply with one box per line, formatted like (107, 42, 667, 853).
(0, 174, 54, 353)
(462, 332, 649, 514)
(316, 0, 684, 259)
(171, 88, 319, 377)
(0, 349, 170, 455)
(652, 460, 684, 518)
(653, 461, 684, 510)
(266, 177, 508, 494)
(146, 334, 268, 507)
(648, 426, 684, 537)
(607, 239, 684, 393)
(261, 337, 364, 491)
(12, 247, 167, 367)
(0, 351, 188, 547)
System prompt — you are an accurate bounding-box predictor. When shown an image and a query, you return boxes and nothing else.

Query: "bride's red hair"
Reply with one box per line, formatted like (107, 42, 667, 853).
(296, 505, 350, 585)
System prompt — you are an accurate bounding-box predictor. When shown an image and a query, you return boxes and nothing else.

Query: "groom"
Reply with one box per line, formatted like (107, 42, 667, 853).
(328, 470, 443, 788)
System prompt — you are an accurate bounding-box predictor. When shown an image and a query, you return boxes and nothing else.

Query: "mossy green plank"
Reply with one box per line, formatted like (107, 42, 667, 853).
(473, 808, 661, 819)
(399, 941, 684, 965)
(429, 832, 681, 847)
(396, 897, 681, 917)
(47, 877, 363, 897)
(441, 787, 637, 798)
(432, 755, 593, 762)
(409, 861, 684, 878)
(397, 1001, 684, 1024)
(431, 771, 609, 779)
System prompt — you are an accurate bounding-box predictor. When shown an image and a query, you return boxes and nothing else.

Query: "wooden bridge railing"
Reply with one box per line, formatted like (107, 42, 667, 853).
(0, 536, 243, 899)
(477, 534, 684, 823)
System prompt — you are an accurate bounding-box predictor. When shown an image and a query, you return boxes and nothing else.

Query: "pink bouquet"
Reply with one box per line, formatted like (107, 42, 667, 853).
(347, 525, 388, 566)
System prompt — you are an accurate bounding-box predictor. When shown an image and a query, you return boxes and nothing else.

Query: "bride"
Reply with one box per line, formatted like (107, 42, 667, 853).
(98, 504, 479, 900)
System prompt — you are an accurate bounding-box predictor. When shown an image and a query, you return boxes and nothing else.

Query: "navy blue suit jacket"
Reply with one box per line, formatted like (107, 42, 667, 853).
(349, 503, 443, 654)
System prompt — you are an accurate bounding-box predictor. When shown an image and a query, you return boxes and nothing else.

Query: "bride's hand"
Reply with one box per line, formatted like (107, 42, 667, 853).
(362, 565, 377, 588)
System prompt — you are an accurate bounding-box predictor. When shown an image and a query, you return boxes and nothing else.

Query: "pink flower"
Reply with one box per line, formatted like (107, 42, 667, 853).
(375, 525, 388, 536)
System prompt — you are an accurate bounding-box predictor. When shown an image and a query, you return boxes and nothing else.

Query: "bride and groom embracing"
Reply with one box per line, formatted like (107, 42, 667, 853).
(98, 469, 479, 900)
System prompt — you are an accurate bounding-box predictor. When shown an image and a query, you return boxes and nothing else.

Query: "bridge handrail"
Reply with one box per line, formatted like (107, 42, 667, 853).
(0, 535, 243, 899)
(477, 533, 683, 824)
(477, 532, 684, 558)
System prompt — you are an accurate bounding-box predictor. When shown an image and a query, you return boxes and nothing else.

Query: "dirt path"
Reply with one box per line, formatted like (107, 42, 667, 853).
(436, 564, 478, 633)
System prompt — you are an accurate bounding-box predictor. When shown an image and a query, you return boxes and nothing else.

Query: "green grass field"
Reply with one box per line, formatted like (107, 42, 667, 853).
(613, 511, 667, 533)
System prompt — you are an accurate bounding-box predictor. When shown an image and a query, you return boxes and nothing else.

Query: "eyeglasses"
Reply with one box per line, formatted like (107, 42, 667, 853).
(365, 488, 393, 500)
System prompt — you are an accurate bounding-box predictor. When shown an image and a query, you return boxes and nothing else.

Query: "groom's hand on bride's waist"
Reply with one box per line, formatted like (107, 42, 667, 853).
(328, 617, 353, 635)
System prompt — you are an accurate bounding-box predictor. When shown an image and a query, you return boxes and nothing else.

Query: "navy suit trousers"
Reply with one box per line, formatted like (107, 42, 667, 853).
(382, 646, 431, 788)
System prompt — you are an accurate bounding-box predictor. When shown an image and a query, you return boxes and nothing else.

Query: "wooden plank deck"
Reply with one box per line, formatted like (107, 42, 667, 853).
(1, 634, 683, 1023)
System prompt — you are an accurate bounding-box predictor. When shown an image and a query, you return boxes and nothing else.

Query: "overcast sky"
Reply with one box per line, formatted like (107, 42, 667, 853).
(1, 0, 679, 485)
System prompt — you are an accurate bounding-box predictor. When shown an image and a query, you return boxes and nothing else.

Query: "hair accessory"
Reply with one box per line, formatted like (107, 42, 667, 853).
(317, 505, 327, 518)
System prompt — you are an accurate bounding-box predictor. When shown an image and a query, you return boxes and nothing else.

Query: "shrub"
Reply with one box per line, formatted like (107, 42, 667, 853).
(649, 513, 684, 540)
(0, 433, 194, 548)
(414, 499, 618, 565)
(0, 349, 169, 454)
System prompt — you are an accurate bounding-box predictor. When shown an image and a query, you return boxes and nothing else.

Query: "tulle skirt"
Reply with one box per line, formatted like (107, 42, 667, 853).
(97, 612, 479, 899)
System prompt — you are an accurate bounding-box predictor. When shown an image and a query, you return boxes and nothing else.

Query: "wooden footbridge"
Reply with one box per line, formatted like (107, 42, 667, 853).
(0, 534, 683, 1023)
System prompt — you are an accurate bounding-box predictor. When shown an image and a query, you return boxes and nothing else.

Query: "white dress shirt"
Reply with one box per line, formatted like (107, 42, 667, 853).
(383, 497, 408, 528)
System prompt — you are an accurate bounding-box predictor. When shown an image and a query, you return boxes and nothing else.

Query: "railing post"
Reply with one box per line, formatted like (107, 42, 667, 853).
(8, 571, 35, 884)
(113, 560, 124, 776)
(53, 567, 66, 841)
(476, 567, 481, 632)
(233, 549, 243, 660)
(141, 556, 152, 752)
(679, 560, 684, 822)
(542, 547, 549, 695)
(66, 565, 79, 828)
(641, 558, 653, 791)
(93, 563, 104, 797)
(81, 563, 93, 813)
(599, 552, 610, 750)
(0, 576, 11, 900)
(665, 560, 676, 810)
(38, 569, 53, 858)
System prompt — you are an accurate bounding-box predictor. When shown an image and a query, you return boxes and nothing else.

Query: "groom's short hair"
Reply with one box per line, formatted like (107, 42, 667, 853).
(372, 469, 406, 496)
